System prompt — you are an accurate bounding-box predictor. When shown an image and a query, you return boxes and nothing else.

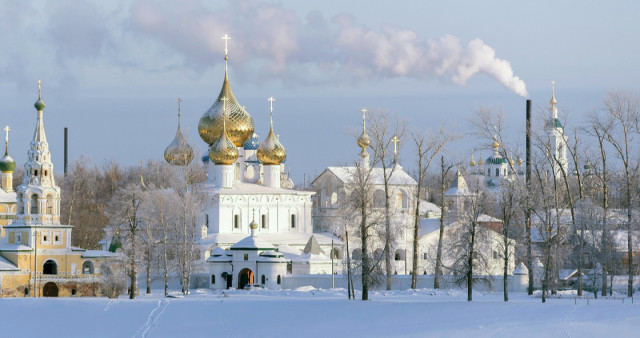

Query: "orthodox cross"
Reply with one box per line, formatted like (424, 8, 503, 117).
(37, 80, 42, 98)
(391, 135, 400, 156)
(4, 126, 9, 144)
(360, 108, 367, 131)
(268, 97, 275, 115)
(220, 97, 229, 131)
(222, 34, 231, 56)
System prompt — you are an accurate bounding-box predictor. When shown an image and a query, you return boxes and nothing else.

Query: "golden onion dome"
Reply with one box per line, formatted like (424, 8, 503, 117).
(164, 127, 194, 166)
(478, 158, 484, 166)
(209, 106, 239, 165)
(357, 131, 371, 149)
(492, 138, 500, 149)
(198, 68, 254, 146)
(517, 157, 523, 166)
(469, 159, 476, 167)
(257, 102, 286, 166)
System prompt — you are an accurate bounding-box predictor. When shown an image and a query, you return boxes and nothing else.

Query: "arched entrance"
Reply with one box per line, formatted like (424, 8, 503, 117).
(238, 268, 253, 289)
(43, 282, 58, 297)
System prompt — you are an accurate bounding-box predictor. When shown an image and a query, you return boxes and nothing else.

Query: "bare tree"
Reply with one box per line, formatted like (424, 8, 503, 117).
(410, 125, 458, 289)
(434, 156, 455, 289)
(367, 112, 406, 290)
(601, 91, 639, 297)
(109, 183, 146, 299)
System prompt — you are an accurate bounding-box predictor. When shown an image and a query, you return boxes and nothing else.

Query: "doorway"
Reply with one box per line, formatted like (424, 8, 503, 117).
(238, 268, 253, 289)
(43, 282, 58, 297)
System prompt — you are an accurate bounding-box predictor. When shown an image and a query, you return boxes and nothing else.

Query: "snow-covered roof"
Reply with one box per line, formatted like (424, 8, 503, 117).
(0, 190, 16, 203)
(257, 250, 289, 263)
(419, 200, 441, 215)
(200, 232, 343, 249)
(81, 250, 118, 258)
(477, 214, 501, 223)
(445, 172, 471, 196)
(0, 243, 32, 251)
(302, 235, 325, 255)
(513, 262, 528, 275)
(0, 254, 19, 271)
(317, 166, 417, 186)
(418, 218, 442, 238)
(200, 180, 314, 196)
(231, 234, 275, 251)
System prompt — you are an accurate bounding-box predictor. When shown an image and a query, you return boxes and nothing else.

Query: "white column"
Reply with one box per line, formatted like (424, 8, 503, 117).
(263, 165, 281, 188)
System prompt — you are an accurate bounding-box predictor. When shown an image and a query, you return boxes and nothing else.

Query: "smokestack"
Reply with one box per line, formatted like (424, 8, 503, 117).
(525, 100, 531, 185)
(64, 127, 68, 176)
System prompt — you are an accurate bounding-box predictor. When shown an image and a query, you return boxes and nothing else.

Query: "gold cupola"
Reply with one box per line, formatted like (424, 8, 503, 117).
(209, 97, 239, 165)
(357, 108, 371, 149)
(164, 98, 194, 166)
(469, 151, 476, 167)
(198, 35, 254, 146)
(257, 97, 286, 166)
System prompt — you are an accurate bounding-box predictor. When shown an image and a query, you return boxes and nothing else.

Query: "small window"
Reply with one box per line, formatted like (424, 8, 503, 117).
(205, 214, 209, 227)
(493, 250, 498, 260)
(261, 275, 266, 284)
(261, 215, 266, 229)
(71, 289, 76, 296)
(495, 168, 499, 177)
(244, 254, 248, 261)
(25, 288, 30, 296)
(16, 233, 22, 244)
(423, 252, 427, 260)
(487, 168, 490, 176)
(211, 275, 215, 284)
(277, 275, 281, 285)
(34, 170, 38, 176)
(44, 170, 48, 177)
(54, 236, 59, 242)
(43, 235, 48, 242)
(234, 215, 239, 229)
(503, 168, 507, 176)
(291, 214, 296, 228)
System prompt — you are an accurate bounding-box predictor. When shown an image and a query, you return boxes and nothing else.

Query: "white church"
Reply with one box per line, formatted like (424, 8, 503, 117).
(164, 37, 343, 290)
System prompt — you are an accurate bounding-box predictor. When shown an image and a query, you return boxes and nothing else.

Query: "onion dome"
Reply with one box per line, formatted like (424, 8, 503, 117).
(249, 218, 258, 230)
(34, 84, 45, 111)
(469, 151, 476, 167)
(257, 98, 286, 165)
(517, 156, 523, 166)
(0, 153, 15, 173)
(243, 132, 260, 150)
(209, 99, 239, 165)
(164, 99, 194, 166)
(198, 43, 254, 146)
(491, 137, 500, 150)
(0, 126, 15, 173)
(357, 108, 371, 149)
(478, 158, 484, 166)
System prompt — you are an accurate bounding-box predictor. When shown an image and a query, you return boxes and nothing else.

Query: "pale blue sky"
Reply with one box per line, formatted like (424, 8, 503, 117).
(0, 0, 637, 183)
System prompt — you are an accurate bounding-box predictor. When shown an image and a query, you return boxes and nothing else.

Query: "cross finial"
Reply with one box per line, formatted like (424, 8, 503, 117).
(268, 96, 275, 115)
(222, 34, 231, 56)
(4, 126, 9, 143)
(37, 80, 42, 98)
(551, 80, 555, 92)
(391, 135, 400, 156)
(220, 96, 229, 130)
(176, 96, 182, 117)
(360, 108, 367, 131)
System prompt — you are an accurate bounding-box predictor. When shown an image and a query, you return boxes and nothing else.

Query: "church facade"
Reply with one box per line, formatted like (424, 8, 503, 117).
(0, 83, 116, 297)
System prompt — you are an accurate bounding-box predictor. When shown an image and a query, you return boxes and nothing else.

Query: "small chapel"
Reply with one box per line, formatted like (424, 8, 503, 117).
(0, 82, 116, 297)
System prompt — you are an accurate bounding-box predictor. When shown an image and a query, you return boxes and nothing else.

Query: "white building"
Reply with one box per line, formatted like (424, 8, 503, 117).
(170, 38, 343, 290)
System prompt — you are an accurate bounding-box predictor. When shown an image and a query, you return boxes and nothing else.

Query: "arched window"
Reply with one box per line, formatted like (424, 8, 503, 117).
(46, 195, 54, 214)
(487, 168, 490, 176)
(261, 275, 266, 284)
(82, 261, 94, 274)
(495, 168, 499, 177)
(211, 275, 215, 284)
(374, 248, 383, 261)
(277, 275, 281, 285)
(43, 260, 57, 275)
(331, 248, 341, 259)
(330, 192, 338, 207)
(234, 214, 239, 229)
(18, 193, 24, 214)
(290, 214, 296, 228)
(394, 249, 405, 261)
(30, 194, 38, 214)
(261, 214, 267, 229)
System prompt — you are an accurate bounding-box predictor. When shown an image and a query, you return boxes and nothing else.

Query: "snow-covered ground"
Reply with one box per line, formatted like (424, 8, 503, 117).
(1, 288, 638, 337)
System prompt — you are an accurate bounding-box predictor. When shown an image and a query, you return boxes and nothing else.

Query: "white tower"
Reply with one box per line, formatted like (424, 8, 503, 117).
(545, 81, 569, 178)
(15, 80, 62, 227)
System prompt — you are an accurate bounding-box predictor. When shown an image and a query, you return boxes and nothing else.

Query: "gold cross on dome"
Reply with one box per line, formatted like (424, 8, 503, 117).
(222, 34, 231, 56)
(360, 108, 367, 120)
(176, 97, 182, 116)
(220, 96, 228, 114)
(37, 80, 42, 98)
(391, 135, 400, 156)
(268, 97, 275, 115)
(4, 126, 9, 143)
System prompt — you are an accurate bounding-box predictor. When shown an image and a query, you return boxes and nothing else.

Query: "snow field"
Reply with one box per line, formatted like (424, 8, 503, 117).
(0, 288, 638, 338)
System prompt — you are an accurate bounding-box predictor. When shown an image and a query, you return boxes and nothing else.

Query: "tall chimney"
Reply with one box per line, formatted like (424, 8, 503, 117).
(525, 100, 531, 185)
(64, 127, 68, 176)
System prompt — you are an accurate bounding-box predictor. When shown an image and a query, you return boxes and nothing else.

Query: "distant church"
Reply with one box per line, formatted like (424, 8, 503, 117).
(0, 82, 116, 297)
